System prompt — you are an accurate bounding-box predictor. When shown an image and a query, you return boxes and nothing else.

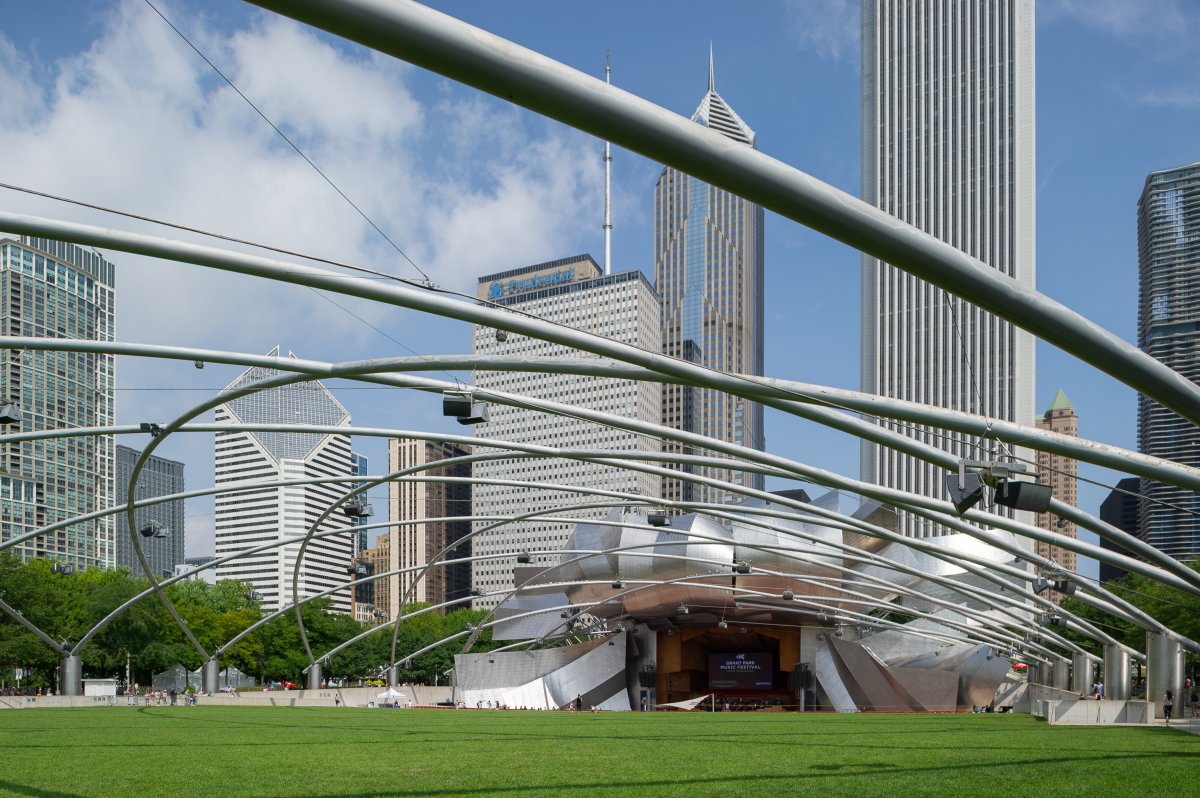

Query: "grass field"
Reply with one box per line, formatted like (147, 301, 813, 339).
(0, 707, 1196, 797)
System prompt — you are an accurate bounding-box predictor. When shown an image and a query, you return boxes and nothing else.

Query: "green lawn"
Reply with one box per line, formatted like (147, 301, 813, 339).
(0, 707, 1195, 797)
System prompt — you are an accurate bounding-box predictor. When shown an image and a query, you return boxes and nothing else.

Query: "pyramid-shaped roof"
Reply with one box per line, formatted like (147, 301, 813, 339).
(691, 48, 756, 147)
(221, 346, 350, 462)
(1044, 388, 1075, 414)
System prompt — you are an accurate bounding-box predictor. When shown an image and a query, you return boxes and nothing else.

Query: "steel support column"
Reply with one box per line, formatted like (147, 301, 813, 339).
(59, 655, 82, 697)
(1103, 644, 1131, 700)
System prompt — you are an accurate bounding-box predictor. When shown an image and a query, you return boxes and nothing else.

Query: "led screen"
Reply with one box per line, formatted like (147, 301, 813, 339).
(708, 652, 775, 690)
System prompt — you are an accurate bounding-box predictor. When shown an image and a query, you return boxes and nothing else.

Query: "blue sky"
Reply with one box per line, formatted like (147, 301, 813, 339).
(1, 1, 1198, 574)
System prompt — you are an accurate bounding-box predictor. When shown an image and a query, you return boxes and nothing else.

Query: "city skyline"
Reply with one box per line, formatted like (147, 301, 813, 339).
(0, 2, 1198, 581)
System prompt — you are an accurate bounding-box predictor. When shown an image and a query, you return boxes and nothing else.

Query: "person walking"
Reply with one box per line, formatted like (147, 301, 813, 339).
(1163, 690, 1174, 724)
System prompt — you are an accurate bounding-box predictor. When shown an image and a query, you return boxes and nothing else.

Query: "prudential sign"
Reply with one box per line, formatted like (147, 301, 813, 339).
(489, 267, 575, 300)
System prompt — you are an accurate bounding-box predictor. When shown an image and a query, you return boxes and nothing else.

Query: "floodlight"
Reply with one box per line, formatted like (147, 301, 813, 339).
(781, 589, 794, 601)
(945, 471, 985, 514)
(495, 329, 508, 343)
(139, 422, 163, 437)
(677, 605, 689, 615)
(647, 511, 670, 527)
(612, 580, 624, 589)
(733, 561, 751, 575)
(193, 361, 205, 369)
(717, 620, 728, 629)
(373, 610, 387, 618)
(471, 588, 485, 597)
(516, 551, 532, 564)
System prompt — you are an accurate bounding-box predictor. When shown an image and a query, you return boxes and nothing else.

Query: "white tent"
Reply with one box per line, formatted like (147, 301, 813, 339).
(376, 687, 406, 705)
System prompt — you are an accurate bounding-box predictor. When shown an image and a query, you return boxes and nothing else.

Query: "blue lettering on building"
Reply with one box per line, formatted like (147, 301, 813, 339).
(488, 267, 575, 299)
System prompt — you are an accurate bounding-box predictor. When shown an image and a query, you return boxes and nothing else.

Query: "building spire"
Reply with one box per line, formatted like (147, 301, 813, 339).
(603, 52, 612, 276)
(708, 42, 715, 93)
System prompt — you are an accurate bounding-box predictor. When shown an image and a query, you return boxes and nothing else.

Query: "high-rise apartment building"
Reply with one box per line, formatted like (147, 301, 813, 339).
(387, 439, 471, 616)
(471, 254, 661, 608)
(1137, 162, 1200, 561)
(0, 236, 115, 569)
(654, 57, 765, 506)
(213, 349, 355, 613)
(115, 445, 185, 579)
(861, 0, 1037, 537)
(1033, 390, 1078, 602)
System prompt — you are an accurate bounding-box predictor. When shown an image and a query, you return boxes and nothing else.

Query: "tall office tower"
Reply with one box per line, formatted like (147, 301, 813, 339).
(1137, 162, 1200, 562)
(1099, 478, 1140, 584)
(1033, 391, 1077, 603)
(472, 254, 661, 608)
(861, 0, 1037, 537)
(0, 236, 115, 569)
(364, 531, 392, 622)
(115, 445, 185, 579)
(387, 439, 471, 616)
(654, 56, 764, 506)
(213, 349, 355, 613)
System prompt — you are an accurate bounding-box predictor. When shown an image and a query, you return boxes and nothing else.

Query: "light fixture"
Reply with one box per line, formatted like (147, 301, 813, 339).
(193, 361, 204, 369)
(733, 561, 751, 575)
(717, 620, 728, 629)
(471, 587, 485, 597)
(612, 580, 624, 589)
(0, 401, 22, 425)
(442, 390, 489, 425)
(50, 561, 74, 575)
(342, 499, 373, 519)
(373, 610, 387, 618)
(781, 590, 794, 601)
(516, 551, 532, 564)
(495, 329, 508, 343)
(139, 520, 168, 539)
(677, 604, 689, 615)
(249, 591, 263, 602)
(139, 422, 163, 438)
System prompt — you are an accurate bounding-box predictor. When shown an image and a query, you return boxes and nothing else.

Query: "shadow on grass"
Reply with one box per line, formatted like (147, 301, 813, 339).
(0, 779, 80, 797)
(292, 750, 1200, 797)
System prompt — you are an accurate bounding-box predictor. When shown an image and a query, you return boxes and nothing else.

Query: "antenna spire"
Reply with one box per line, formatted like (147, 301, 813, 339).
(603, 52, 613, 276)
(708, 42, 715, 93)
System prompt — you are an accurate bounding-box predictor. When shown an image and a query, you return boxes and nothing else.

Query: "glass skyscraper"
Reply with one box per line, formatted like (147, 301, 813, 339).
(1137, 162, 1200, 561)
(654, 57, 765, 507)
(0, 235, 115, 568)
(115, 445, 185, 579)
(861, 0, 1037, 537)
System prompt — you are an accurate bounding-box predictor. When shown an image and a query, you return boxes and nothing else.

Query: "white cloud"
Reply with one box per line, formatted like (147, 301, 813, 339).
(785, 0, 859, 62)
(0, 0, 602, 554)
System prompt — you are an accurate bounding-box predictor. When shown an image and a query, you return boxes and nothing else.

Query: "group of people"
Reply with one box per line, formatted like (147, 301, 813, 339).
(1161, 687, 1200, 724)
(132, 688, 199, 706)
